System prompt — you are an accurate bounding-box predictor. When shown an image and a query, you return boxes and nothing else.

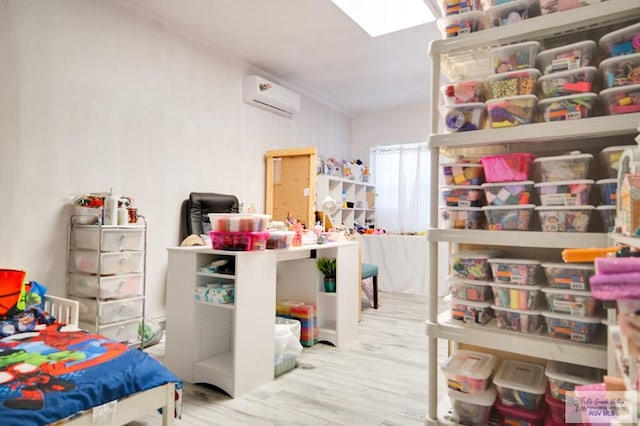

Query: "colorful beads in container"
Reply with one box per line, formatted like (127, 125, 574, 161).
(488, 69, 539, 98)
(450, 250, 501, 280)
(486, 95, 537, 128)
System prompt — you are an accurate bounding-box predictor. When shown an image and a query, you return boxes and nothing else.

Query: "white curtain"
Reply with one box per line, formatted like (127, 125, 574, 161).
(370, 143, 430, 233)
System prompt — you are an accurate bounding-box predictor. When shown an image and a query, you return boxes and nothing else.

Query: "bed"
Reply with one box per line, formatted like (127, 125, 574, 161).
(0, 293, 181, 426)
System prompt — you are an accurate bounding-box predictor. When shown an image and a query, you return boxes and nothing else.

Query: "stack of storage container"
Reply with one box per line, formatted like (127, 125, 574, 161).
(439, 162, 486, 229)
(449, 250, 500, 324)
(493, 360, 548, 425)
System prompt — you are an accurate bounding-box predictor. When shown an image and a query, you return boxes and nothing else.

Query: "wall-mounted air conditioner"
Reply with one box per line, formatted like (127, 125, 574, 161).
(242, 75, 301, 117)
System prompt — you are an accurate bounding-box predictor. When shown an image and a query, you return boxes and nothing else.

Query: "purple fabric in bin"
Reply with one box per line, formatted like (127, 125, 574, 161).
(595, 257, 640, 274)
(590, 272, 640, 300)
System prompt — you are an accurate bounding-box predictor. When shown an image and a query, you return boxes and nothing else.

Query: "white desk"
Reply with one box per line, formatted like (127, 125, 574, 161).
(164, 241, 359, 397)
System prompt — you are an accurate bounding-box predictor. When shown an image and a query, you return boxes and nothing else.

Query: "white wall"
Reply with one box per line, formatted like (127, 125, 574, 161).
(0, 0, 350, 320)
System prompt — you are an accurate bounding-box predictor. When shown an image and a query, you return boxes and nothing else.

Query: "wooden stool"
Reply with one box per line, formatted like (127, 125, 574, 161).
(361, 263, 379, 309)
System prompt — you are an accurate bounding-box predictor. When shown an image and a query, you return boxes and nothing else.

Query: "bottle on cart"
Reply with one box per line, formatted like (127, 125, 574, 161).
(103, 188, 119, 226)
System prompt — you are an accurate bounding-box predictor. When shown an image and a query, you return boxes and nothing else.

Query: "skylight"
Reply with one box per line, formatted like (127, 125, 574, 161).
(331, 0, 436, 37)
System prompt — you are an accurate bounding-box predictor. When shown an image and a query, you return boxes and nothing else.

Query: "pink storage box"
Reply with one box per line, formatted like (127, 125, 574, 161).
(209, 231, 269, 251)
(482, 181, 533, 206)
(441, 349, 497, 394)
(534, 179, 594, 206)
(545, 388, 566, 424)
(599, 84, 640, 115)
(492, 305, 544, 333)
(480, 152, 534, 183)
(494, 395, 546, 426)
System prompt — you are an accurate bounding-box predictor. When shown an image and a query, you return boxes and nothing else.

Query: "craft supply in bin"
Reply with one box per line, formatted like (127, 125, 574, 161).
(489, 41, 540, 74)
(541, 310, 602, 343)
(439, 0, 481, 16)
(486, 95, 537, 128)
(266, 231, 295, 249)
(537, 40, 597, 75)
(208, 213, 271, 232)
(448, 386, 497, 426)
(441, 79, 489, 104)
(542, 287, 600, 317)
(596, 205, 616, 232)
(490, 282, 543, 310)
(483, 204, 535, 230)
(481, 181, 533, 206)
(596, 178, 617, 206)
(599, 84, 640, 115)
(451, 250, 501, 280)
(447, 275, 493, 302)
(485, 0, 539, 28)
(489, 68, 540, 98)
(441, 162, 484, 185)
(536, 205, 593, 232)
(599, 145, 629, 179)
(209, 231, 269, 251)
(450, 298, 493, 324)
(441, 103, 485, 132)
(488, 258, 542, 285)
(494, 396, 546, 426)
(441, 349, 497, 394)
(480, 152, 534, 183)
(537, 66, 597, 99)
(599, 22, 640, 57)
(538, 93, 597, 122)
(437, 11, 485, 38)
(544, 360, 603, 402)
(493, 359, 547, 410)
(599, 52, 640, 89)
(540, 0, 601, 15)
(534, 179, 593, 206)
(440, 207, 484, 229)
(541, 262, 594, 290)
(492, 305, 543, 333)
(533, 153, 592, 182)
(440, 185, 484, 207)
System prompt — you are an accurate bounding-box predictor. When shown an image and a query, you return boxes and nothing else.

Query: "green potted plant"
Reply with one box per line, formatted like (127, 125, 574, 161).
(316, 257, 336, 292)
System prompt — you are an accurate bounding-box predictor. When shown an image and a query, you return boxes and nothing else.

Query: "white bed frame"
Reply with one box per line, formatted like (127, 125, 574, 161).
(43, 295, 176, 426)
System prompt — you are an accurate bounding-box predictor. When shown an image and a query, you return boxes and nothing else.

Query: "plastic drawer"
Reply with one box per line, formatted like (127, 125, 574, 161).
(83, 319, 140, 344)
(68, 273, 143, 299)
(73, 296, 144, 324)
(73, 226, 145, 252)
(72, 250, 144, 275)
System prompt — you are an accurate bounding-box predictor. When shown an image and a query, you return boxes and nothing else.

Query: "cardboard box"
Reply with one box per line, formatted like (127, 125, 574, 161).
(619, 174, 640, 236)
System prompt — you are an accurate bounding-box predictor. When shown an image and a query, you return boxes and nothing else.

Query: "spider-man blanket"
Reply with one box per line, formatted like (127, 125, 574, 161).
(0, 324, 182, 426)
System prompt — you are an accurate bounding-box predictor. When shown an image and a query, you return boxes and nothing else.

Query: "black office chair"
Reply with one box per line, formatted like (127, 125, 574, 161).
(180, 192, 239, 242)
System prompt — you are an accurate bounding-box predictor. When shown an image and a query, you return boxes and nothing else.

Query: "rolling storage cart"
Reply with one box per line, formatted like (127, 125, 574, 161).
(425, 1, 640, 423)
(67, 214, 147, 348)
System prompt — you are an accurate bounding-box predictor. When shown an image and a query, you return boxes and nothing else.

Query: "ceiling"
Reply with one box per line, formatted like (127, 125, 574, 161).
(119, 0, 442, 115)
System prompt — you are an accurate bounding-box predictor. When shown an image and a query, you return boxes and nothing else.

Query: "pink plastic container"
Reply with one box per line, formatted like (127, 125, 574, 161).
(545, 388, 566, 424)
(209, 231, 269, 251)
(494, 396, 546, 426)
(480, 152, 534, 183)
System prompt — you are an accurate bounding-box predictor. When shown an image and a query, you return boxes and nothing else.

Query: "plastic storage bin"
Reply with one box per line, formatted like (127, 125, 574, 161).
(533, 153, 593, 182)
(209, 231, 269, 251)
(440, 207, 484, 229)
(599, 84, 640, 115)
(488, 258, 542, 285)
(72, 226, 145, 252)
(540, 0, 601, 15)
(448, 386, 497, 425)
(542, 311, 602, 342)
(266, 231, 295, 249)
(537, 66, 597, 99)
(441, 103, 486, 132)
(447, 276, 494, 302)
(494, 397, 546, 426)
(597, 205, 616, 232)
(437, 11, 486, 38)
(441, 79, 489, 104)
(538, 93, 597, 122)
(480, 153, 534, 183)
(534, 179, 594, 206)
(537, 40, 597, 74)
(72, 250, 144, 275)
(599, 52, 640, 89)
(439, 0, 481, 16)
(541, 262, 594, 290)
(451, 250, 501, 280)
(483, 204, 535, 230)
(599, 145, 628, 178)
(74, 295, 144, 324)
(440, 185, 484, 207)
(68, 273, 143, 299)
(451, 298, 493, 324)
(493, 359, 547, 410)
(545, 360, 603, 402)
(596, 178, 617, 206)
(208, 213, 271, 232)
(96, 318, 139, 344)
(441, 349, 497, 394)
(489, 41, 541, 73)
(485, 0, 539, 28)
(492, 305, 544, 333)
(486, 95, 537, 128)
(545, 388, 566, 424)
(536, 205, 593, 232)
(441, 162, 484, 185)
(490, 282, 543, 310)
(599, 22, 640, 57)
(482, 181, 533, 206)
(542, 287, 599, 317)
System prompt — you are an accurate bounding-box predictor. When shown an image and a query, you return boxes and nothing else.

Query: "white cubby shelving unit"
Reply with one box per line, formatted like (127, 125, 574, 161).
(425, 1, 640, 424)
(316, 175, 375, 230)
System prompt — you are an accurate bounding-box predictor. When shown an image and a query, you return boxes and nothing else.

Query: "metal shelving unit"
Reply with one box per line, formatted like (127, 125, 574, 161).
(425, 2, 640, 424)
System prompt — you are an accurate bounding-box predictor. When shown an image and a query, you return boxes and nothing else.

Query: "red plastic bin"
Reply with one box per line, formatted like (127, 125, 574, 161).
(480, 153, 535, 183)
(494, 396, 546, 426)
(209, 231, 269, 251)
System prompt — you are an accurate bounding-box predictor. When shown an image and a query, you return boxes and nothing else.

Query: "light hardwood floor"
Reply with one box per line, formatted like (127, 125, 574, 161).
(131, 292, 448, 426)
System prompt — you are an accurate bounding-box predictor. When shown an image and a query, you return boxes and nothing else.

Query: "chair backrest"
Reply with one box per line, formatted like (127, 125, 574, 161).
(180, 192, 239, 241)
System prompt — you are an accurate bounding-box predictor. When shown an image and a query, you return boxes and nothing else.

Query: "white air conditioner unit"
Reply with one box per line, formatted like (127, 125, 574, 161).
(242, 75, 301, 117)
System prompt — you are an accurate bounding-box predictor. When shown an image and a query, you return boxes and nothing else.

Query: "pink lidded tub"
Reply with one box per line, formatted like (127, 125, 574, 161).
(480, 152, 535, 183)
